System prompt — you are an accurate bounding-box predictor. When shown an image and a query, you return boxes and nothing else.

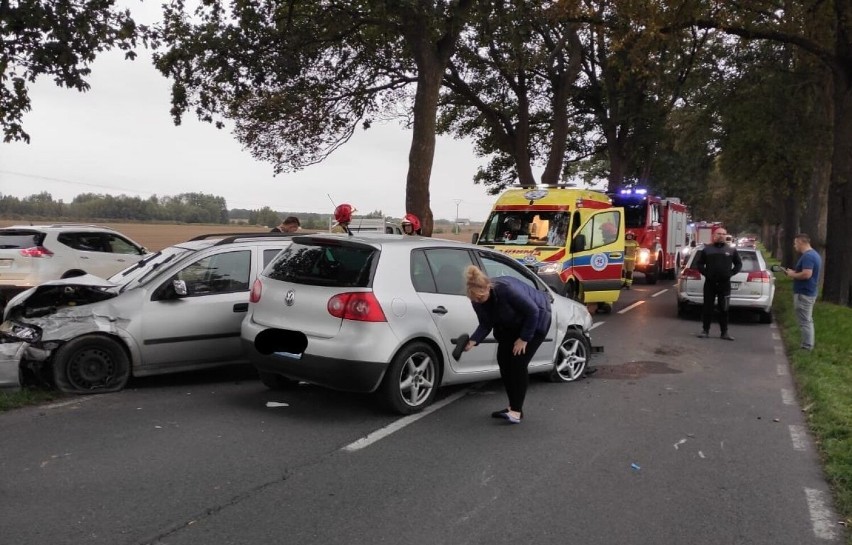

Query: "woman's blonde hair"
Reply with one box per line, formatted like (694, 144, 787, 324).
(464, 265, 491, 297)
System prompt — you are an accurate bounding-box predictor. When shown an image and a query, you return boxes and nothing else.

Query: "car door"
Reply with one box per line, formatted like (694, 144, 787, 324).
(100, 233, 147, 276)
(412, 248, 498, 375)
(475, 250, 558, 368)
(138, 247, 257, 371)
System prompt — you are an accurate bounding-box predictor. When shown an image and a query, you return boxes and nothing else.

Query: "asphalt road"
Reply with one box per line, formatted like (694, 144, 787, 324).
(0, 278, 845, 545)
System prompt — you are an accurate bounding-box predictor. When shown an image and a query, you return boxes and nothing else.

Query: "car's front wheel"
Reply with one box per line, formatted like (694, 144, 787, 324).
(52, 335, 130, 394)
(380, 342, 439, 414)
(549, 329, 590, 383)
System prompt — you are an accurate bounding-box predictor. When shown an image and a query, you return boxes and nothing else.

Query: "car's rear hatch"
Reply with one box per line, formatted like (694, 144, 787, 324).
(251, 237, 380, 338)
(730, 251, 770, 300)
(0, 230, 47, 283)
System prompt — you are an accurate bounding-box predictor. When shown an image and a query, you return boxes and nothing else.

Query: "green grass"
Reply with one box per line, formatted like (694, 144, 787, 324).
(772, 268, 852, 541)
(0, 387, 61, 412)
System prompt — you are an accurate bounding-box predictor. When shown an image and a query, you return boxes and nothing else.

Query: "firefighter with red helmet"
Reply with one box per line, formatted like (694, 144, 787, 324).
(331, 203, 354, 234)
(402, 213, 421, 235)
(623, 232, 638, 289)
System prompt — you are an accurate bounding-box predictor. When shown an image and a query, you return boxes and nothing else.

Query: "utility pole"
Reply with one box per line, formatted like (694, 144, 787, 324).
(453, 199, 462, 234)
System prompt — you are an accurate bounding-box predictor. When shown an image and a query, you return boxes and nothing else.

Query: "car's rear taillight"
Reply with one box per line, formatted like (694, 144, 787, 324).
(327, 292, 387, 322)
(19, 246, 53, 257)
(747, 270, 771, 283)
(681, 268, 701, 280)
(250, 279, 263, 303)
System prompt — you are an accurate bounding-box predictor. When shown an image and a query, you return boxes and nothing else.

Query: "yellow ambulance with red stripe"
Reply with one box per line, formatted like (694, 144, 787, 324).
(474, 187, 625, 309)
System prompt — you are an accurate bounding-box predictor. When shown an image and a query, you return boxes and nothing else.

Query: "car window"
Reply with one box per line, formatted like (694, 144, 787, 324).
(739, 252, 760, 273)
(104, 234, 143, 255)
(478, 252, 539, 290)
(58, 232, 107, 252)
(410, 250, 437, 292)
(267, 241, 376, 287)
(263, 249, 282, 269)
(422, 248, 475, 296)
(172, 250, 251, 296)
(0, 231, 43, 249)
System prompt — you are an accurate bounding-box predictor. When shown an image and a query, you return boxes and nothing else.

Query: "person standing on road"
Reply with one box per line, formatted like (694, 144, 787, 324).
(331, 204, 354, 234)
(622, 232, 638, 289)
(695, 228, 742, 340)
(785, 233, 821, 351)
(462, 265, 552, 424)
(271, 216, 300, 233)
(401, 213, 421, 235)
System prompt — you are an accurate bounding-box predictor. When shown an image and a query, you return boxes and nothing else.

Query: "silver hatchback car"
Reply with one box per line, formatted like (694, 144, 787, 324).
(241, 234, 597, 414)
(676, 246, 775, 323)
(0, 233, 297, 392)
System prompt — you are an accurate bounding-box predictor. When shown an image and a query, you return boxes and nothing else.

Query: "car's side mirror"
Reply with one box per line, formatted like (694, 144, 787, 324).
(471, 233, 479, 244)
(770, 265, 785, 273)
(173, 279, 188, 296)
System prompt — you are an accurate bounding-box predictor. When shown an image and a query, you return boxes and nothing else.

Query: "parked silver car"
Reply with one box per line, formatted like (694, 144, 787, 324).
(241, 234, 597, 414)
(0, 233, 297, 392)
(676, 246, 775, 323)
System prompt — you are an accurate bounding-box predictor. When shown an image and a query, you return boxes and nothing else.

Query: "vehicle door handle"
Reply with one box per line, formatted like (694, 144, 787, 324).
(233, 303, 249, 312)
(80, 256, 89, 260)
(432, 306, 448, 315)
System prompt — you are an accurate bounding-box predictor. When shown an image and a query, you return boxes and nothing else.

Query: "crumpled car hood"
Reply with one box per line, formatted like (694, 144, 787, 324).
(4, 274, 120, 320)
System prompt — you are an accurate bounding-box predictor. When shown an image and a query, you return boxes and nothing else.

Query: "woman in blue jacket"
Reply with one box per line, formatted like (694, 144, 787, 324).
(462, 265, 552, 424)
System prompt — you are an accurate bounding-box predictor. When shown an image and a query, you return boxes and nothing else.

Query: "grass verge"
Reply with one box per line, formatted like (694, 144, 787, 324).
(0, 387, 61, 412)
(772, 271, 852, 541)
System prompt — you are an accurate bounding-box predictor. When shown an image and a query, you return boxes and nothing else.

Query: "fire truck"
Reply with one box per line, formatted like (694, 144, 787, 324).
(609, 188, 688, 284)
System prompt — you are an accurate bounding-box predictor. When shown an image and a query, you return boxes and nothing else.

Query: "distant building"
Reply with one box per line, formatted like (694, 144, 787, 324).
(229, 218, 250, 225)
(456, 218, 471, 226)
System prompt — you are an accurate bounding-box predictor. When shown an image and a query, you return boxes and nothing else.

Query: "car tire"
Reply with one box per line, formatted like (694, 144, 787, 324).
(258, 371, 298, 390)
(380, 342, 439, 415)
(549, 329, 590, 383)
(758, 310, 772, 324)
(565, 280, 582, 303)
(52, 335, 130, 394)
(645, 258, 660, 284)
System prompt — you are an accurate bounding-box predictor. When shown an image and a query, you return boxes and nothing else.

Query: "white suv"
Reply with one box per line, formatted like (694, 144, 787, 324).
(0, 224, 148, 300)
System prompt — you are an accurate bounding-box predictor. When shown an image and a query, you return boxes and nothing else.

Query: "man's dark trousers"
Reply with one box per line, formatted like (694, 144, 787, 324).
(702, 277, 731, 333)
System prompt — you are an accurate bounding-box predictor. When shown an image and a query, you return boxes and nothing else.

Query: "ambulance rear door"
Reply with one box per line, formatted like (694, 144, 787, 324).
(566, 208, 625, 304)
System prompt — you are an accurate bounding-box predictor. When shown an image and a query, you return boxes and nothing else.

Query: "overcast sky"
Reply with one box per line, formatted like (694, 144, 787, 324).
(0, 2, 499, 222)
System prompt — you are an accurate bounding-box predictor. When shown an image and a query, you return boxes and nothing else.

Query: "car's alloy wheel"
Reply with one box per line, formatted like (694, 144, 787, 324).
(53, 335, 130, 394)
(549, 330, 590, 383)
(381, 342, 439, 414)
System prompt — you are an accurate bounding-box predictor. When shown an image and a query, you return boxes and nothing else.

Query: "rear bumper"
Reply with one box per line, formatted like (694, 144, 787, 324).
(677, 292, 772, 311)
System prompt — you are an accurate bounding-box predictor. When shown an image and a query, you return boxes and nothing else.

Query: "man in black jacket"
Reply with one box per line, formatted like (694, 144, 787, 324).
(694, 228, 742, 340)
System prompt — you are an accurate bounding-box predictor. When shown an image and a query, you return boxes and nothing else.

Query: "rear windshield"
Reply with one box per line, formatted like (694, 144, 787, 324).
(0, 230, 44, 249)
(266, 241, 376, 287)
(738, 252, 761, 273)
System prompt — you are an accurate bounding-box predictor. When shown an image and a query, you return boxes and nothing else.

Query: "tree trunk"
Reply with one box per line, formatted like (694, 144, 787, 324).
(405, 60, 442, 236)
(822, 63, 852, 306)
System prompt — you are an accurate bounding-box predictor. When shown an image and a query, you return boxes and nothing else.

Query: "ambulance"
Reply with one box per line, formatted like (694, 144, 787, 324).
(474, 186, 626, 309)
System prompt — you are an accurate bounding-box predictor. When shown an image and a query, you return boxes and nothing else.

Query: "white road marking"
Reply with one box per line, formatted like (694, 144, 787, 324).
(41, 397, 94, 410)
(777, 364, 788, 376)
(589, 321, 604, 331)
(651, 289, 668, 298)
(804, 488, 840, 540)
(774, 346, 785, 355)
(342, 389, 469, 452)
(789, 425, 807, 451)
(617, 301, 645, 314)
(781, 388, 796, 405)
(772, 332, 781, 340)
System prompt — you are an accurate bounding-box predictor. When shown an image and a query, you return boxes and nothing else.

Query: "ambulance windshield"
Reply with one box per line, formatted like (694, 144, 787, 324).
(478, 211, 569, 246)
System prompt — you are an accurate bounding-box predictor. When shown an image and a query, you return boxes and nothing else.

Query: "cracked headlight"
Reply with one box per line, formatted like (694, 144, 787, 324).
(537, 262, 561, 275)
(0, 321, 42, 343)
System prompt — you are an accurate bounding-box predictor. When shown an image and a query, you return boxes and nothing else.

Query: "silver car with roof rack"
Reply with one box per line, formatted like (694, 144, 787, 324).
(241, 233, 598, 414)
(0, 232, 300, 392)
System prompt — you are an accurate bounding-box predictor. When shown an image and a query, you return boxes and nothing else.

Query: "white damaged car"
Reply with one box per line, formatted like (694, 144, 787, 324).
(0, 234, 297, 393)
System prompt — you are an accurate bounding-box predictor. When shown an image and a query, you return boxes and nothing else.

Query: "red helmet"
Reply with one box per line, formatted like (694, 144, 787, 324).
(601, 222, 617, 236)
(334, 203, 353, 223)
(402, 213, 421, 232)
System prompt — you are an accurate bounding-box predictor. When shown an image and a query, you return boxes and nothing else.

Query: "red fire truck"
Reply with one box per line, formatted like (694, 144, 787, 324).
(610, 188, 689, 284)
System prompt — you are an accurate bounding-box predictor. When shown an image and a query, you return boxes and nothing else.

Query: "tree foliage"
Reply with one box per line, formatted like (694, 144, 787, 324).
(0, 0, 148, 142)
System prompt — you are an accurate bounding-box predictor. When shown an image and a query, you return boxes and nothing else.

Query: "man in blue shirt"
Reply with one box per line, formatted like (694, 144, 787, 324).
(785, 233, 821, 351)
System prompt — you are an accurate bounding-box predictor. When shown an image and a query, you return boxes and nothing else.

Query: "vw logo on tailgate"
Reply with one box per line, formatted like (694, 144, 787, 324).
(284, 289, 295, 306)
